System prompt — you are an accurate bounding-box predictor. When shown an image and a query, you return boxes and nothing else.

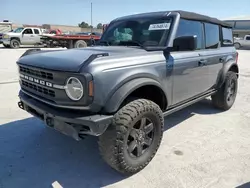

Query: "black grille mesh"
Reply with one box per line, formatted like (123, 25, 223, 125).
(19, 66, 53, 80)
(22, 80, 55, 97)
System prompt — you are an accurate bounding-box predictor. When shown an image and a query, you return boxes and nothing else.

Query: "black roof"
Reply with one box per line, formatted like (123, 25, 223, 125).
(114, 10, 232, 28)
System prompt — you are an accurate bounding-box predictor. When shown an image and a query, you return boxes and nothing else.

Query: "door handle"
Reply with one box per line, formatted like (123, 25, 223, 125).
(198, 59, 207, 66)
(30, 35, 34, 37)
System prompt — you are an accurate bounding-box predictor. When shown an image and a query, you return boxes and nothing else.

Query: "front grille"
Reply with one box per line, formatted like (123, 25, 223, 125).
(22, 80, 55, 97)
(19, 66, 53, 80)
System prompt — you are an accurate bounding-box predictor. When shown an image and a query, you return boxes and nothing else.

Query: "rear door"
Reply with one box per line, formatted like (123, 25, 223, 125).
(198, 23, 226, 90)
(33, 28, 41, 43)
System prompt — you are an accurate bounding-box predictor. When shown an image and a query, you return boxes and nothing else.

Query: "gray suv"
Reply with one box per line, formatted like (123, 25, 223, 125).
(17, 10, 239, 175)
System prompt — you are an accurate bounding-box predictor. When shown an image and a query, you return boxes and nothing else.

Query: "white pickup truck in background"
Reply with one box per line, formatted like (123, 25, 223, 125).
(1, 27, 43, 48)
(234, 35, 250, 49)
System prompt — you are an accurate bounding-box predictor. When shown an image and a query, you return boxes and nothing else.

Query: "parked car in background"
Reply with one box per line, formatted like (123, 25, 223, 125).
(40, 29, 62, 37)
(1, 27, 43, 48)
(0, 20, 13, 44)
(234, 35, 250, 49)
(75, 32, 102, 36)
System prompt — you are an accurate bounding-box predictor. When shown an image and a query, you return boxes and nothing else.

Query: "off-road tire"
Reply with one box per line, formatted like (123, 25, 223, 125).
(10, 39, 20, 49)
(212, 71, 238, 110)
(74, 40, 87, 48)
(98, 99, 164, 175)
(3, 44, 10, 48)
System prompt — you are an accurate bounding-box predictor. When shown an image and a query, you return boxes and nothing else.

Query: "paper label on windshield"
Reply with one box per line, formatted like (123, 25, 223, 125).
(148, 23, 170, 30)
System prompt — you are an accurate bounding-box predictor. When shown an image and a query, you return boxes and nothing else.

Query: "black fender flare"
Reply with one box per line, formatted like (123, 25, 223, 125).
(10, 37, 21, 42)
(217, 60, 239, 88)
(103, 77, 167, 113)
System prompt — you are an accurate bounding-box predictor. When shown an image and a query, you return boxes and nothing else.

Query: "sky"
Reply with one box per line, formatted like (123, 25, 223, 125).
(1, 0, 250, 27)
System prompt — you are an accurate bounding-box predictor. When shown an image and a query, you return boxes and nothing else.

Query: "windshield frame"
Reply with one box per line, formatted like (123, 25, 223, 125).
(99, 16, 174, 48)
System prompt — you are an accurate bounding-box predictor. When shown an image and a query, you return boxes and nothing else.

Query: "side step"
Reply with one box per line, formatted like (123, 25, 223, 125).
(163, 90, 217, 116)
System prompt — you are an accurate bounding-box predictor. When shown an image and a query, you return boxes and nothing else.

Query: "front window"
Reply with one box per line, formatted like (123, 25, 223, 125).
(13, 27, 24, 33)
(99, 17, 173, 47)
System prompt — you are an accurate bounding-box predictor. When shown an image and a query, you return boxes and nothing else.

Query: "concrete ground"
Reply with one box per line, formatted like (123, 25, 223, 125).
(0, 44, 250, 188)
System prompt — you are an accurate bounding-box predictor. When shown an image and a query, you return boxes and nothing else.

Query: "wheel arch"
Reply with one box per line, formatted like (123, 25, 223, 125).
(103, 78, 168, 113)
(10, 37, 21, 42)
(217, 60, 239, 88)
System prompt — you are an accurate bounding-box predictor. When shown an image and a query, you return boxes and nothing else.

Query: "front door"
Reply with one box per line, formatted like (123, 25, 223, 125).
(171, 52, 208, 104)
(171, 19, 209, 104)
(21, 28, 35, 45)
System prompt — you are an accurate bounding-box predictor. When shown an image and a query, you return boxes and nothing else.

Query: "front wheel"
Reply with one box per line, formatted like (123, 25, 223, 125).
(212, 71, 238, 110)
(10, 39, 20, 49)
(99, 99, 164, 175)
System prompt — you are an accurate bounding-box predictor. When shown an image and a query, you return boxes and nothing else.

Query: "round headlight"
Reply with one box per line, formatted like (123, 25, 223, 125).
(65, 77, 84, 101)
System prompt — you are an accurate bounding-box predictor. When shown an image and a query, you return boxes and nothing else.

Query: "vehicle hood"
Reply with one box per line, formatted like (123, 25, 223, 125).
(17, 46, 147, 72)
(4, 32, 19, 36)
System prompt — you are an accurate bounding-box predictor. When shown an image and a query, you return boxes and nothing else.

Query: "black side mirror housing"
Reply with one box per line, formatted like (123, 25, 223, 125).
(173, 35, 197, 51)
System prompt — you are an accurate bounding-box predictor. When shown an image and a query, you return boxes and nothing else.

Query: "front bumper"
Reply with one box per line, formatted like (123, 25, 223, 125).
(2, 38, 10, 45)
(18, 90, 113, 141)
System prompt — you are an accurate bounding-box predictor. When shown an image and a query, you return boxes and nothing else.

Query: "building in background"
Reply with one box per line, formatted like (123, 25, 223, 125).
(223, 16, 250, 38)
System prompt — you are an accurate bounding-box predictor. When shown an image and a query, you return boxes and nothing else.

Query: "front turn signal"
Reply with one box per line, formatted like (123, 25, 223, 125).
(88, 80, 94, 97)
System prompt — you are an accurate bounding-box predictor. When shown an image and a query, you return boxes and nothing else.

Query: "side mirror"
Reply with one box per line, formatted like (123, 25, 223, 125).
(173, 35, 197, 51)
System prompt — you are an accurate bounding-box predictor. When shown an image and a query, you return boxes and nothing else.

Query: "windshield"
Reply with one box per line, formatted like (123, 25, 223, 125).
(99, 17, 172, 47)
(13, 27, 24, 33)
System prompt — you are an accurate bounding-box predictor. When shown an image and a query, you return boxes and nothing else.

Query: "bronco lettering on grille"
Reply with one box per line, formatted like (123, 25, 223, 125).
(20, 74, 53, 88)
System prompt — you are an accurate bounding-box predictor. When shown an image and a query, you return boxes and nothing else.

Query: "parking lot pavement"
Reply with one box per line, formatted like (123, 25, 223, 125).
(0, 44, 65, 84)
(0, 48, 250, 188)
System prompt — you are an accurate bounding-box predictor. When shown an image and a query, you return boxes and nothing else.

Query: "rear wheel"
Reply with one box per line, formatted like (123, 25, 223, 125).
(74, 40, 87, 48)
(10, 39, 20, 49)
(99, 99, 164, 175)
(212, 71, 238, 110)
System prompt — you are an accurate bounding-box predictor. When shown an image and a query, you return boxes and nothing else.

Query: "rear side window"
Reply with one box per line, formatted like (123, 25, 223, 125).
(222, 27, 233, 46)
(204, 23, 220, 49)
(176, 19, 204, 50)
(34, 29, 40, 34)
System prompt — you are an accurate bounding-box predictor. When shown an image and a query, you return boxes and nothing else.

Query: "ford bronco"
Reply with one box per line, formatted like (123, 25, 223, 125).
(17, 10, 239, 175)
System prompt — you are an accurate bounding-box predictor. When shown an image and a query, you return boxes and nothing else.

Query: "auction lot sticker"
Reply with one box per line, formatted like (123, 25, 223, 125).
(148, 23, 170, 30)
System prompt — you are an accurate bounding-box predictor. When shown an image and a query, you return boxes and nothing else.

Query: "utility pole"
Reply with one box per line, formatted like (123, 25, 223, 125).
(90, 2, 94, 46)
(91, 2, 93, 34)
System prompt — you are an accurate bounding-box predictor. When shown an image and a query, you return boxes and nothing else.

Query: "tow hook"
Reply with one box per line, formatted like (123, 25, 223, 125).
(18, 101, 24, 110)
